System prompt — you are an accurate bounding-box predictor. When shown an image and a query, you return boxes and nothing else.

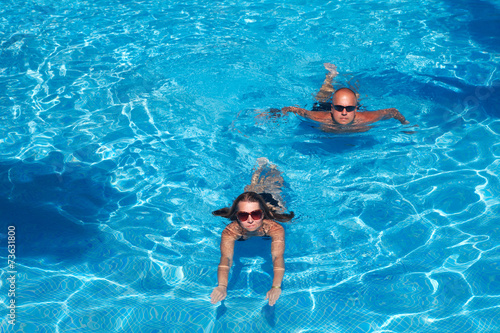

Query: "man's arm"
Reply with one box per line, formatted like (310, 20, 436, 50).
(377, 108, 409, 124)
(282, 107, 332, 123)
(357, 108, 409, 125)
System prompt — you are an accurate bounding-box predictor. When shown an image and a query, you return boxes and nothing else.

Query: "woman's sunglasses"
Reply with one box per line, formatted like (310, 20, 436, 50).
(333, 105, 357, 112)
(237, 210, 263, 222)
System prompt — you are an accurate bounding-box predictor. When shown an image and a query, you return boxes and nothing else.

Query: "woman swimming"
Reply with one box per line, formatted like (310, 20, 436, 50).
(210, 158, 294, 306)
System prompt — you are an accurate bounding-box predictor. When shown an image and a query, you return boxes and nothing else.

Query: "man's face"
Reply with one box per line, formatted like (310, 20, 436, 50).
(332, 91, 357, 125)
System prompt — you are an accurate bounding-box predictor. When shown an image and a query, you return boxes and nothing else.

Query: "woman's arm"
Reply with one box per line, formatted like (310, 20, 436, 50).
(265, 223, 285, 306)
(210, 228, 236, 304)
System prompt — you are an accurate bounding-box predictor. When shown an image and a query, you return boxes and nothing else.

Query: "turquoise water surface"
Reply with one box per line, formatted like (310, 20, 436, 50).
(1, 0, 500, 332)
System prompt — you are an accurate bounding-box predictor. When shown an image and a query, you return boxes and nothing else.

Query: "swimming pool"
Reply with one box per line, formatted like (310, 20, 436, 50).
(1, 0, 499, 331)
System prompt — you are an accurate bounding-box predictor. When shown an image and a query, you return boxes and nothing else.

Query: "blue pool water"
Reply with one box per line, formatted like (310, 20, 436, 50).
(1, 0, 500, 332)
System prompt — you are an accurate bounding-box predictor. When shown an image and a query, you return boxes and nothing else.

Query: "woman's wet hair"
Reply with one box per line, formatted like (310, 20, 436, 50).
(212, 191, 294, 223)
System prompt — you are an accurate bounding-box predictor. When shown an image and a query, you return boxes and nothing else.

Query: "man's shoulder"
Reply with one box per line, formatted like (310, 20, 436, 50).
(354, 110, 382, 123)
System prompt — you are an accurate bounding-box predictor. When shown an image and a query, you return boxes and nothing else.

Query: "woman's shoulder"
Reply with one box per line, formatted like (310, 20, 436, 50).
(265, 219, 283, 227)
(222, 221, 242, 239)
(264, 219, 284, 234)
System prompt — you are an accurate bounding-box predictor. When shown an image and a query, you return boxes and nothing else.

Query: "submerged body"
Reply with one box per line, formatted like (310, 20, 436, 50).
(211, 200, 286, 306)
(210, 159, 293, 306)
(282, 104, 408, 133)
(280, 64, 410, 133)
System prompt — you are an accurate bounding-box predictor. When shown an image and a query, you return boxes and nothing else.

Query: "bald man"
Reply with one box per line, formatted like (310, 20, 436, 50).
(280, 64, 409, 133)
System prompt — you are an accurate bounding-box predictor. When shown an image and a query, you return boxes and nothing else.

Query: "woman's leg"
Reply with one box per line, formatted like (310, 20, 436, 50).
(244, 158, 286, 213)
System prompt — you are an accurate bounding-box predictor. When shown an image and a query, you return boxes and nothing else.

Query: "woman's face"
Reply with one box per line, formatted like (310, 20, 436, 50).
(236, 201, 263, 232)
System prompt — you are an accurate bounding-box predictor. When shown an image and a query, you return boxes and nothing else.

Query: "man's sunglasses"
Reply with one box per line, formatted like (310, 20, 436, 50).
(333, 105, 357, 112)
(237, 210, 263, 222)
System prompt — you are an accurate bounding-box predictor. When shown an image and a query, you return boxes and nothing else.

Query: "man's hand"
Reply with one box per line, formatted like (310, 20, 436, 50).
(386, 108, 409, 124)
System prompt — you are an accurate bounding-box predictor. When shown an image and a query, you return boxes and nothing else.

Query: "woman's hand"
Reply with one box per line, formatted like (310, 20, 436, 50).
(265, 287, 282, 306)
(210, 286, 227, 304)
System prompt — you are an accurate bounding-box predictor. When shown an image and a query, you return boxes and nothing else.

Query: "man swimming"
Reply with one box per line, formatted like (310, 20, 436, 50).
(279, 64, 410, 133)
